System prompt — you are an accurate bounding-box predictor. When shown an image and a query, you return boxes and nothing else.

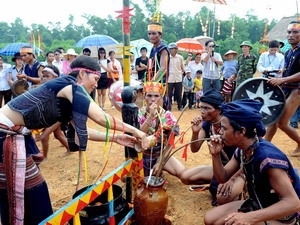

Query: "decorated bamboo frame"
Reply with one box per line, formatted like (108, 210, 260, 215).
(39, 157, 142, 225)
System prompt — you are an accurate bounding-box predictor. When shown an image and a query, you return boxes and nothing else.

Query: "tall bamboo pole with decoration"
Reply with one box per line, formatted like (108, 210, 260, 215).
(116, 0, 143, 203)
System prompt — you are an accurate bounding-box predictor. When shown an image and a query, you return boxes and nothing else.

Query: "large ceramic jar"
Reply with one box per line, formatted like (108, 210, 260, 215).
(133, 176, 168, 225)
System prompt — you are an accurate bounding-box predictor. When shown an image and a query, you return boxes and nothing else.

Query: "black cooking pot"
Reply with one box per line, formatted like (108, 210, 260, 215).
(70, 184, 129, 225)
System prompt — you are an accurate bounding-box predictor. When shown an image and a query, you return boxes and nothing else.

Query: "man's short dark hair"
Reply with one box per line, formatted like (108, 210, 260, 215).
(83, 48, 91, 53)
(205, 39, 214, 47)
(140, 47, 147, 52)
(268, 40, 279, 48)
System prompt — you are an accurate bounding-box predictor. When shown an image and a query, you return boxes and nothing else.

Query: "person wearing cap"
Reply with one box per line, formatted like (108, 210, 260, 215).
(220, 50, 238, 102)
(204, 98, 300, 225)
(266, 21, 300, 157)
(138, 81, 185, 177)
(7, 52, 25, 97)
(233, 41, 257, 87)
(18, 46, 44, 87)
(181, 89, 244, 206)
(0, 55, 149, 224)
(167, 42, 185, 111)
(62, 48, 78, 76)
(147, 21, 170, 82)
(201, 40, 223, 93)
(181, 68, 195, 109)
(257, 40, 284, 78)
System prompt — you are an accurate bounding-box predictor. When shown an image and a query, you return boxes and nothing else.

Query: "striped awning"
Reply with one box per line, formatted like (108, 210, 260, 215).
(192, 0, 227, 5)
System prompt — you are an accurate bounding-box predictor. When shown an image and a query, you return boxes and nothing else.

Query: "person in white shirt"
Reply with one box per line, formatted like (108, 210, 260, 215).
(7, 53, 25, 98)
(52, 49, 63, 75)
(167, 43, 185, 111)
(257, 40, 284, 78)
(108, 50, 123, 83)
(201, 40, 223, 93)
(0, 56, 12, 106)
(188, 53, 204, 79)
(41, 51, 55, 66)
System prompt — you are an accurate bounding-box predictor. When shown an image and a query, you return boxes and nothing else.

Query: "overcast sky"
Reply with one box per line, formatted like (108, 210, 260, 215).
(2, 0, 299, 27)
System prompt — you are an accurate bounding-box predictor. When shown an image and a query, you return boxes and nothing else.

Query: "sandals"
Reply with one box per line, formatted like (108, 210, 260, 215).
(189, 185, 209, 192)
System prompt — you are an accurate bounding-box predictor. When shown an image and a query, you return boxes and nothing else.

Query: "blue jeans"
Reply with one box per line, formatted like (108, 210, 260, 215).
(290, 107, 300, 123)
(203, 78, 221, 94)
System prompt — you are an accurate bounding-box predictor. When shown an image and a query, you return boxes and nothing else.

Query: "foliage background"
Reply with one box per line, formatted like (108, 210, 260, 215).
(0, 0, 287, 61)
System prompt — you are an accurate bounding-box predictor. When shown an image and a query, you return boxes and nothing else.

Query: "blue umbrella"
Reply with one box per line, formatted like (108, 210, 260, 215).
(280, 39, 291, 54)
(0, 42, 43, 56)
(75, 34, 119, 48)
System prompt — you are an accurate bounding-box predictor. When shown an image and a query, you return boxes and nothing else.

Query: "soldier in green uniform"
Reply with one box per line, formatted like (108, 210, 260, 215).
(233, 41, 257, 87)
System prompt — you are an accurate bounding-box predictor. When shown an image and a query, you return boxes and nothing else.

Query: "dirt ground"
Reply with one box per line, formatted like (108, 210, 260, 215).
(38, 100, 300, 225)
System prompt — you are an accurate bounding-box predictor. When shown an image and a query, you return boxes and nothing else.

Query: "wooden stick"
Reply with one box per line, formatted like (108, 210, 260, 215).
(154, 104, 189, 182)
(163, 138, 211, 165)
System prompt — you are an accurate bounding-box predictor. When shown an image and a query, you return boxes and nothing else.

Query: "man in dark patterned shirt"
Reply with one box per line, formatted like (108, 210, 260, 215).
(266, 21, 300, 157)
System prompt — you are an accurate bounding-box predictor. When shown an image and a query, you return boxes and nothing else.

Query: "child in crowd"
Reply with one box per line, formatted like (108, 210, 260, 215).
(193, 70, 203, 108)
(39, 65, 70, 159)
(220, 50, 238, 102)
(181, 69, 195, 109)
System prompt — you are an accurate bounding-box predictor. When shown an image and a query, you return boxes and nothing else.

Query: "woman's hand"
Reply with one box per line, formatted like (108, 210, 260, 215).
(113, 134, 137, 148)
(136, 131, 149, 150)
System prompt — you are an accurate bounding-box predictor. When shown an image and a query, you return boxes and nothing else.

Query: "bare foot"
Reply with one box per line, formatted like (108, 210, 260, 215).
(60, 151, 72, 158)
(290, 147, 300, 157)
(290, 152, 300, 157)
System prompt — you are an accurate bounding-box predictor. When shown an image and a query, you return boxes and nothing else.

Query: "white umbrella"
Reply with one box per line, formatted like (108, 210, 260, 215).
(193, 35, 213, 46)
(130, 38, 153, 57)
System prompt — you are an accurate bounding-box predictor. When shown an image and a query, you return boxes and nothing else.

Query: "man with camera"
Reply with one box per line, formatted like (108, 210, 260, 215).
(201, 40, 223, 93)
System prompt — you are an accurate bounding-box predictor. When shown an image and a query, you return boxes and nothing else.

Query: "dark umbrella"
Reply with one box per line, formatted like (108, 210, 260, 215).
(75, 34, 119, 48)
(0, 42, 42, 56)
